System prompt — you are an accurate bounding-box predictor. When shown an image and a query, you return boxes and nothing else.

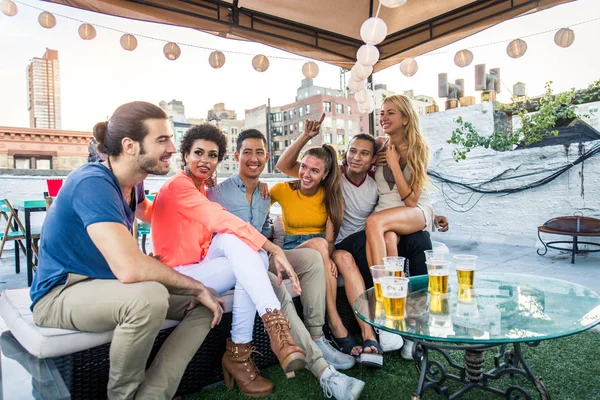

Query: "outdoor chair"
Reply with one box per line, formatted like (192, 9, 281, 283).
(0, 199, 41, 272)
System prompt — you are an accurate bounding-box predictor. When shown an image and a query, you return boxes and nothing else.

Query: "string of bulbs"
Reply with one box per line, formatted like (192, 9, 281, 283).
(1, 0, 597, 112)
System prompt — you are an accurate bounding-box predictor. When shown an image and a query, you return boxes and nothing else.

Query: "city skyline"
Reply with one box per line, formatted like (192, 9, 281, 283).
(0, 0, 599, 131)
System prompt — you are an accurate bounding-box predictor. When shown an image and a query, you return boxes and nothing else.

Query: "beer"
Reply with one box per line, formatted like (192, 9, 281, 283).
(380, 276, 409, 320)
(429, 294, 449, 314)
(383, 296, 406, 320)
(383, 256, 406, 277)
(428, 270, 449, 294)
(457, 268, 475, 288)
(370, 265, 393, 302)
(374, 281, 383, 301)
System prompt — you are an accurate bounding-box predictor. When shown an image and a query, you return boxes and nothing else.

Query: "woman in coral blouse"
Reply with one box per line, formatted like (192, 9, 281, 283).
(152, 124, 305, 398)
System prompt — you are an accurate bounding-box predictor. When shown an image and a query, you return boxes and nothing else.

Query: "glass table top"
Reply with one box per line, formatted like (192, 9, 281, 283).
(354, 273, 600, 344)
(0, 331, 70, 400)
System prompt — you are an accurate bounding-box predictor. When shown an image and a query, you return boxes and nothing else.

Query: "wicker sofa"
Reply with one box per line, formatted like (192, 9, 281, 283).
(0, 281, 359, 399)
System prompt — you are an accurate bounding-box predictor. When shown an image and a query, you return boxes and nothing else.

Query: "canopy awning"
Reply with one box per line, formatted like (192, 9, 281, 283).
(45, 0, 573, 71)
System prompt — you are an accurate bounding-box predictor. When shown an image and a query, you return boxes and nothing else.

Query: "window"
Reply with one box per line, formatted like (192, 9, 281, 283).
(299, 121, 304, 132)
(305, 104, 311, 114)
(290, 124, 294, 133)
(336, 119, 345, 130)
(360, 116, 364, 122)
(283, 111, 288, 121)
(323, 117, 332, 128)
(323, 102, 332, 112)
(299, 107, 304, 117)
(14, 156, 52, 170)
(348, 105, 352, 115)
(285, 140, 289, 147)
(324, 134, 332, 144)
(336, 104, 344, 114)
(337, 135, 345, 145)
(272, 126, 283, 136)
(272, 142, 280, 151)
(271, 112, 282, 122)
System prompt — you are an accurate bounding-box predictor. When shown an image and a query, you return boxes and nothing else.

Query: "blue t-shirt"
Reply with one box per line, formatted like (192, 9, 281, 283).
(206, 174, 271, 237)
(30, 163, 138, 308)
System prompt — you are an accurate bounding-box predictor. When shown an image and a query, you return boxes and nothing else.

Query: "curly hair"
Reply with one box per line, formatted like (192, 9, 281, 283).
(180, 123, 228, 168)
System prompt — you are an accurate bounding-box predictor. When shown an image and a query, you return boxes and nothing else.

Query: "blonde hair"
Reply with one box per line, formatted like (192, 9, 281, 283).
(382, 94, 430, 190)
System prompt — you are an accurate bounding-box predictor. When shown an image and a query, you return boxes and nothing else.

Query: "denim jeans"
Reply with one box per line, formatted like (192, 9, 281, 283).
(282, 233, 326, 250)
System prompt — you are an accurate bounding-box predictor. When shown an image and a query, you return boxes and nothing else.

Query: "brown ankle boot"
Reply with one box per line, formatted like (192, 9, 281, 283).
(222, 339, 273, 398)
(261, 309, 306, 378)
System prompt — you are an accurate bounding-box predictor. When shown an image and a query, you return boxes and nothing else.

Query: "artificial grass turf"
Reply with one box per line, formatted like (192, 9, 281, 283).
(186, 330, 599, 400)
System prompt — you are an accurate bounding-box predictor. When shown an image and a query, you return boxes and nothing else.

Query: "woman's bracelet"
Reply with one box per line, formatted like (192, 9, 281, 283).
(401, 190, 413, 202)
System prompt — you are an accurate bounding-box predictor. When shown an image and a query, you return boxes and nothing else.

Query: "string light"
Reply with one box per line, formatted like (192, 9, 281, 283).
(120, 34, 138, 51)
(38, 11, 56, 29)
(209, 50, 226, 69)
(0, 0, 18, 16)
(252, 54, 270, 72)
(454, 49, 473, 68)
(506, 38, 527, 58)
(7, 0, 600, 78)
(163, 42, 181, 60)
(78, 23, 96, 40)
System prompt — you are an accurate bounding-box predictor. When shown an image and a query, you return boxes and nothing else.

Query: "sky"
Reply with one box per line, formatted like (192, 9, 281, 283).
(0, 0, 599, 132)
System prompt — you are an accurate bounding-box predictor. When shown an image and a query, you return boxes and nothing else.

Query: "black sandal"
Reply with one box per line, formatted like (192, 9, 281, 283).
(359, 339, 384, 368)
(330, 334, 361, 356)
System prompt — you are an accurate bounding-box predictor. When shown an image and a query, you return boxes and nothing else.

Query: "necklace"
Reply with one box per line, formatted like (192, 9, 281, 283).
(107, 157, 136, 212)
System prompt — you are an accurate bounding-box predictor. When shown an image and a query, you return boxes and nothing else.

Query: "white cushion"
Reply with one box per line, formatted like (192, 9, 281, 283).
(1, 281, 298, 359)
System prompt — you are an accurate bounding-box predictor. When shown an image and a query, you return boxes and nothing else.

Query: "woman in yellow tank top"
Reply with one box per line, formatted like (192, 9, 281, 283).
(275, 114, 366, 357)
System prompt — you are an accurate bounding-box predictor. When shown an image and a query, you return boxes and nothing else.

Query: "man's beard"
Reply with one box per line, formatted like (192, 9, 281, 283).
(137, 142, 169, 175)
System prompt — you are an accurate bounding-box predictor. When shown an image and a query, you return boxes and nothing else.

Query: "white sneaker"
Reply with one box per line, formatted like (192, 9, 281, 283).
(377, 329, 404, 352)
(320, 366, 365, 400)
(314, 335, 356, 370)
(401, 339, 416, 360)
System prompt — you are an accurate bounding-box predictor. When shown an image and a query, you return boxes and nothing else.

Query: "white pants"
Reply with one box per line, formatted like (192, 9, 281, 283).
(175, 233, 281, 343)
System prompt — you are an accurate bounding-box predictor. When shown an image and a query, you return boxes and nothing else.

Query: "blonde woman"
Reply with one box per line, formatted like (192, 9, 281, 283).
(365, 94, 435, 268)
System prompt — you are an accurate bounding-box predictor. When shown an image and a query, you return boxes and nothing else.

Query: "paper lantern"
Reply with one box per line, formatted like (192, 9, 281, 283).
(0, 0, 18, 16)
(506, 39, 527, 59)
(120, 34, 138, 51)
(209, 51, 226, 69)
(350, 63, 372, 81)
(379, 0, 407, 8)
(356, 44, 380, 67)
(348, 78, 367, 93)
(354, 89, 373, 104)
(360, 17, 388, 45)
(399, 57, 418, 77)
(163, 42, 181, 60)
(454, 49, 473, 68)
(78, 23, 97, 40)
(38, 12, 57, 29)
(252, 54, 270, 72)
(554, 28, 575, 48)
(302, 61, 319, 79)
(358, 102, 374, 114)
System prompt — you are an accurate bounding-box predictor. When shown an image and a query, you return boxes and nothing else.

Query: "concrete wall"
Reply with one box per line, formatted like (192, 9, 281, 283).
(422, 102, 600, 247)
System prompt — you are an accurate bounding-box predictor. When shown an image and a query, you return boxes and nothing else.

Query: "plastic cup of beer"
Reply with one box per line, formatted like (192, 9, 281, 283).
(382, 256, 406, 277)
(426, 259, 450, 294)
(381, 276, 409, 320)
(370, 265, 394, 301)
(454, 254, 477, 289)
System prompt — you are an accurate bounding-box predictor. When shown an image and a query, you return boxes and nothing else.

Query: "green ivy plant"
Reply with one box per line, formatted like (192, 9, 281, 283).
(447, 79, 599, 162)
